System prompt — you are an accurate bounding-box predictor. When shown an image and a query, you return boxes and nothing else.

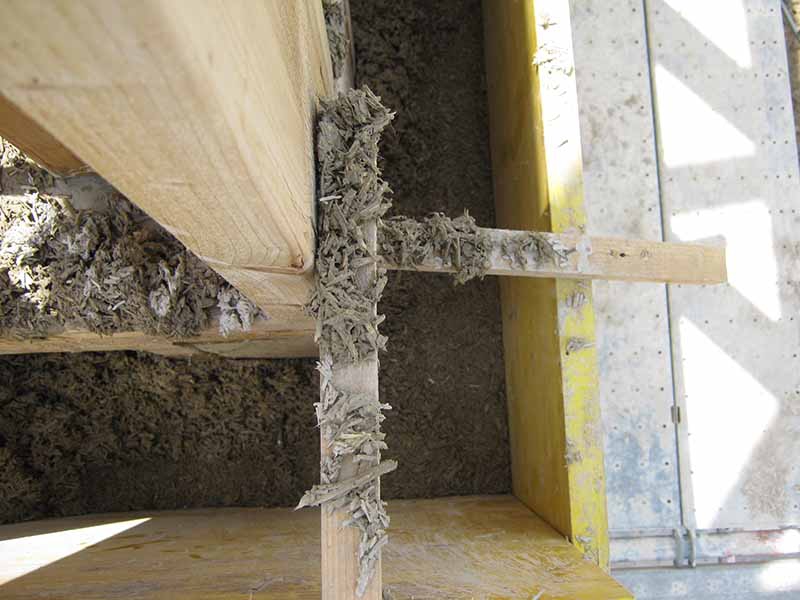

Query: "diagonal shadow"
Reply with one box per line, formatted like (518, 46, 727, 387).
(643, 0, 800, 533)
(649, 0, 782, 142)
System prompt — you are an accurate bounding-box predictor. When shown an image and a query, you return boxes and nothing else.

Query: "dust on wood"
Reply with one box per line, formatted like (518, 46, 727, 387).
(378, 212, 491, 284)
(302, 87, 395, 596)
(500, 231, 572, 270)
(0, 139, 260, 338)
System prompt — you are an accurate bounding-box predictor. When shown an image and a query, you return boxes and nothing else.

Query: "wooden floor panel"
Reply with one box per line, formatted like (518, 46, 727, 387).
(0, 495, 631, 600)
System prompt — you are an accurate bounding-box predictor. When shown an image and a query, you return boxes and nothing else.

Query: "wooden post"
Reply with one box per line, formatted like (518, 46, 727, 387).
(0, 1, 334, 328)
(308, 85, 389, 598)
(319, 214, 382, 598)
(313, 13, 385, 598)
(321, 362, 382, 599)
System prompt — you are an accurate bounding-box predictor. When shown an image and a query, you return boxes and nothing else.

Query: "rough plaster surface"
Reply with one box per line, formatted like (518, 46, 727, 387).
(352, 0, 510, 501)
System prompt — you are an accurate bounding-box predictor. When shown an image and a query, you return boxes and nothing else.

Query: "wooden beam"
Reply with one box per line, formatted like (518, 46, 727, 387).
(318, 214, 382, 598)
(309, 88, 388, 600)
(0, 1, 334, 317)
(383, 228, 727, 285)
(0, 496, 632, 599)
(0, 316, 317, 359)
(321, 358, 381, 600)
(312, 42, 380, 596)
(0, 95, 86, 176)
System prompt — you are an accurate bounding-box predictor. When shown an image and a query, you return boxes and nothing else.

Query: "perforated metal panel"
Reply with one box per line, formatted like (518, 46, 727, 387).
(569, 2, 800, 592)
(617, 560, 800, 599)
(647, 0, 800, 531)
(570, 0, 682, 532)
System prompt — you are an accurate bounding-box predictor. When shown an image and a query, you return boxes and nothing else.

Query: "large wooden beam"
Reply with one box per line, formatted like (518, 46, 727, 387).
(0, 1, 334, 322)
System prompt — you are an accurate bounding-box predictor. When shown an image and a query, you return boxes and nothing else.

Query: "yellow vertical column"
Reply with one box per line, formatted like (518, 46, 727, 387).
(483, 0, 611, 569)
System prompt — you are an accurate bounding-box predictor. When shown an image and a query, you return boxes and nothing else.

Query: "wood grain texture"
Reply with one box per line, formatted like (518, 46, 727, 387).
(0, 314, 317, 359)
(0, 94, 86, 176)
(184, 330, 318, 359)
(0, 0, 334, 311)
(0, 495, 632, 600)
(383, 228, 727, 284)
(321, 360, 382, 600)
(483, 0, 613, 569)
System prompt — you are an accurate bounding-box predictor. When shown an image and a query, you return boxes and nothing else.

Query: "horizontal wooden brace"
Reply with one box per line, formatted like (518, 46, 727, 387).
(0, 311, 316, 359)
(382, 228, 727, 285)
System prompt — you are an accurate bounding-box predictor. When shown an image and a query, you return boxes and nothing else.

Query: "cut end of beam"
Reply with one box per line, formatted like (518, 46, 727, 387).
(0, 94, 86, 176)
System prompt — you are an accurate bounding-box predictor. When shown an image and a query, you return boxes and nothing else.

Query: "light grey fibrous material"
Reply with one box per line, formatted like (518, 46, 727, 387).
(308, 86, 393, 364)
(378, 211, 492, 284)
(217, 287, 262, 336)
(0, 138, 260, 338)
(303, 86, 395, 596)
(500, 230, 572, 269)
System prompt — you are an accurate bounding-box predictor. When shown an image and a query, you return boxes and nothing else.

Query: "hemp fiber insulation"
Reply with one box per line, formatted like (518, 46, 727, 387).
(299, 87, 395, 596)
(323, 0, 349, 79)
(0, 140, 259, 338)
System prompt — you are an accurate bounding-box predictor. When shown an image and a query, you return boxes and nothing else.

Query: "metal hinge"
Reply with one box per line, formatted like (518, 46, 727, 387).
(672, 527, 698, 568)
(671, 405, 682, 424)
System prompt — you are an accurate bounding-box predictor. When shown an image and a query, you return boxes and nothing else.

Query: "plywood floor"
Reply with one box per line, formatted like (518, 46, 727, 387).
(0, 495, 630, 600)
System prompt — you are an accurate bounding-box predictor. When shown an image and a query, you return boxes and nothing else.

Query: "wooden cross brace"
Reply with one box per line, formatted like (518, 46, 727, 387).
(321, 215, 726, 598)
(384, 228, 726, 286)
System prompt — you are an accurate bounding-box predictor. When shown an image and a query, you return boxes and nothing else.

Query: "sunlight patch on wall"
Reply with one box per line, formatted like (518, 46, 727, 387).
(678, 318, 778, 529)
(662, 0, 751, 68)
(671, 201, 780, 321)
(654, 64, 755, 168)
(759, 559, 800, 592)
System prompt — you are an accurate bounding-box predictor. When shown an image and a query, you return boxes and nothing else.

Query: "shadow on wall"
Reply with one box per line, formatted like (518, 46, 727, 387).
(648, 0, 799, 533)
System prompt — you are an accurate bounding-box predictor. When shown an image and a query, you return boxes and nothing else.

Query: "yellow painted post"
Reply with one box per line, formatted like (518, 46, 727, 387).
(483, 0, 619, 575)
